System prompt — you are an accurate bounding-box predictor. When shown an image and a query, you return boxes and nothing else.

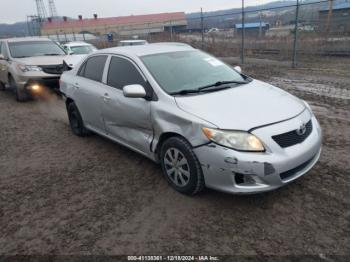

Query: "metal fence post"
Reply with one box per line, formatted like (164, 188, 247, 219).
(241, 0, 245, 64)
(170, 20, 173, 41)
(201, 8, 204, 49)
(292, 0, 300, 68)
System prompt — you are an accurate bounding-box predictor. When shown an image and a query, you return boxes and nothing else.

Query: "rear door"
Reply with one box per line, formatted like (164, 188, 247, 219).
(102, 55, 153, 154)
(73, 55, 109, 133)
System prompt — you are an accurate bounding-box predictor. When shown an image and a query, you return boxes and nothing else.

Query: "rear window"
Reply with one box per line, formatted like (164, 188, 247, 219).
(8, 41, 66, 58)
(79, 55, 107, 82)
(71, 45, 94, 55)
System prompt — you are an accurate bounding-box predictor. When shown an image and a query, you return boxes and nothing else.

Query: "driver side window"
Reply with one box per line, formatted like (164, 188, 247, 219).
(107, 56, 146, 90)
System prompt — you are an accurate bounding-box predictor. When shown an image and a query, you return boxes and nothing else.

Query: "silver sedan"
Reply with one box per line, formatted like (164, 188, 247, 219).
(60, 43, 322, 195)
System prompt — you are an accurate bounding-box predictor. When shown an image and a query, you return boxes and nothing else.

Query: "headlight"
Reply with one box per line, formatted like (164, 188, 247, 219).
(303, 100, 313, 114)
(202, 127, 265, 152)
(17, 64, 43, 72)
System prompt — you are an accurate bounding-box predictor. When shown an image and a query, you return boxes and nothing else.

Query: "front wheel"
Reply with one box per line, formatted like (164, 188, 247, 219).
(9, 76, 29, 102)
(0, 81, 5, 91)
(67, 102, 90, 137)
(160, 137, 205, 195)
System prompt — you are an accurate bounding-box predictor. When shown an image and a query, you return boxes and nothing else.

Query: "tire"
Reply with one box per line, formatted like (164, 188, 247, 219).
(160, 136, 205, 195)
(67, 102, 90, 137)
(9, 76, 29, 102)
(0, 81, 5, 91)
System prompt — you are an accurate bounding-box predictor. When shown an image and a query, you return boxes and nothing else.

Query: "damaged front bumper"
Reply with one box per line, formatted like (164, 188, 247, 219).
(194, 113, 322, 194)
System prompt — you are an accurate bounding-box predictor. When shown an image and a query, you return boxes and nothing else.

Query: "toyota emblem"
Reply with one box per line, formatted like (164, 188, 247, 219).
(296, 123, 307, 136)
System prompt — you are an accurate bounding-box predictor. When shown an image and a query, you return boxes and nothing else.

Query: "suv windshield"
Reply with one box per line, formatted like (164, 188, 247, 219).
(70, 45, 94, 54)
(9, 41, 66, 58)
(141, 50, 247, 94)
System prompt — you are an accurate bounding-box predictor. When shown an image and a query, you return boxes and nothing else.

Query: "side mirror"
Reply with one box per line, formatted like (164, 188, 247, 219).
(123, 84, 146, 99)
(0, 54, 5, 60)
(68, 51, 74, 55)
(234, 66, 242, 74)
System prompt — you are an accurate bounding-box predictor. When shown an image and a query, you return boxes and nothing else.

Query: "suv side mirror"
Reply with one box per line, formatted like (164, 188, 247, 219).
(234, 66, 242, 74)
(123, 84, 146, 98)
(0, 54, 5, 60)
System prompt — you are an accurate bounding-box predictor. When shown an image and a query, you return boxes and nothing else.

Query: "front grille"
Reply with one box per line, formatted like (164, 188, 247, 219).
(280, 155, 316, 180)
(272, 120, 313, 148)
(40, 64, 64, 75)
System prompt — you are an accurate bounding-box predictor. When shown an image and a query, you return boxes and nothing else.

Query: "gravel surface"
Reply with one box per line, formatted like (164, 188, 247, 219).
(0, 65, 349, 257)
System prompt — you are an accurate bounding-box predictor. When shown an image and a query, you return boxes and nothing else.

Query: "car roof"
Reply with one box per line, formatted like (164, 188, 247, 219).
(63, 41, 93, 47)
(119, 40, 147, 43)
(97, 42, 194, 57)
(2, 37, 53, 43)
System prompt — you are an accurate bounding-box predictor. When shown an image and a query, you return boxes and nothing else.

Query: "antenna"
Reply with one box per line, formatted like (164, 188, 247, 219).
(34, 0, 48, 20)
(48, 0, 58, 18)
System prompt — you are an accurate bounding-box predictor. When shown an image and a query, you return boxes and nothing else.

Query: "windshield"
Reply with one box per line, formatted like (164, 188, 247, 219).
(9, 41, 66, 58)
(71, 45, 94, 54)
(141, 50, 246, 94)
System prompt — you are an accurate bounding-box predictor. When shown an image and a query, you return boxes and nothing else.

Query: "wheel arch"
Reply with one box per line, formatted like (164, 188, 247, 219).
(154, 132, 191, 161)
(65, 97, 75, 109)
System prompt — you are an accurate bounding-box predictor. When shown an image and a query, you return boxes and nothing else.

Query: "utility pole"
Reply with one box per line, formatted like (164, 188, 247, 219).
(292, 0, 300, 68)
(326, 0, 333, 36)
(170, 21, 173, 41)
(201, 8, 204, 49)
(241, 0, 245, 64)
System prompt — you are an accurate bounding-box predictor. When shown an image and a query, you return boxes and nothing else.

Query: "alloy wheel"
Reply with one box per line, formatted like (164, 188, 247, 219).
(164, 147, 191, 187)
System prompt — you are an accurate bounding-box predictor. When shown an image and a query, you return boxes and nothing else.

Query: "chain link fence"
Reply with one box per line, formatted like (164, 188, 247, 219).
(41, 0, 350, 68)
(181, 0, 350, 68)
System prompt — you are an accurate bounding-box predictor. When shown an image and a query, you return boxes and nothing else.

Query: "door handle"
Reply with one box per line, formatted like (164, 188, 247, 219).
(102, 93, 111, 102)
(74, 83, 80, 89)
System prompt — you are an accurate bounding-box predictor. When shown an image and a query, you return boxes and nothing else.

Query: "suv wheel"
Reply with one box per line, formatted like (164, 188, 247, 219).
(9, 76, 29, 102)
(67, 102, 90, 137)
(0, 81, 5, 91)
(160, 137, 205, 195)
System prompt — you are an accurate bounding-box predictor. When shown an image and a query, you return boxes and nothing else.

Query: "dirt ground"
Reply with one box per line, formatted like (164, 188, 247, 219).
(0, 61, 349, 258)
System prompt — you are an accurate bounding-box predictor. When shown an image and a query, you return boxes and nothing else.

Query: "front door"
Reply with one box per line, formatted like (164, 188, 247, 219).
(102, 56, 153, 154)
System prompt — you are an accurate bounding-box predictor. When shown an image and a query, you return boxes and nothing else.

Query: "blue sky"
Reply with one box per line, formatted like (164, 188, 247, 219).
(1, 0, 277, 24)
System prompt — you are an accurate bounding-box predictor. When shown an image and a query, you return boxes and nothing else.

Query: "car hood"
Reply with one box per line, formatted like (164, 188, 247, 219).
(63, 54, 87, 68)
(175, 80, 305, 131)
(13, 55, 69, 66)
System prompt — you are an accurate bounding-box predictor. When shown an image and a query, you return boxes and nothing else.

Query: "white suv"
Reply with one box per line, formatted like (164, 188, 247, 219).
(0, 37, 69, 101)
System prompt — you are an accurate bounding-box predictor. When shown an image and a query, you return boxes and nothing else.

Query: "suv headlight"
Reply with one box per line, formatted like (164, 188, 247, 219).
(17, 64, 43, 72)
(202, 127, 265, 152)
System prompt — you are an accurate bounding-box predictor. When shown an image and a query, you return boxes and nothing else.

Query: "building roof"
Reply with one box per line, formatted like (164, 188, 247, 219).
(42, 12, 186, 30)
(320, 2, 350, 12)
(235, 22, 269, 29)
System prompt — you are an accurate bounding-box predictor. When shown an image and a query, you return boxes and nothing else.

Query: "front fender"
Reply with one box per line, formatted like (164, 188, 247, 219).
(150, 98, 216, 156)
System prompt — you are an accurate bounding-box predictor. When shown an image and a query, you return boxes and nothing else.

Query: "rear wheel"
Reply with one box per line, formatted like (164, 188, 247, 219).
(160, 136, 205, 195)
(67, 102, 90, 137)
